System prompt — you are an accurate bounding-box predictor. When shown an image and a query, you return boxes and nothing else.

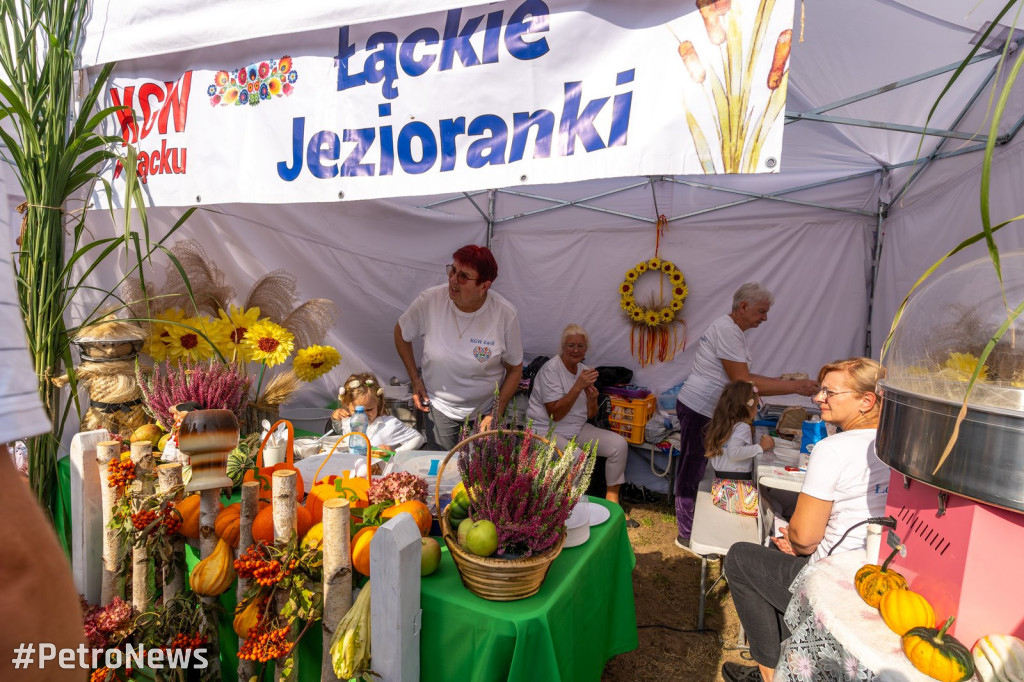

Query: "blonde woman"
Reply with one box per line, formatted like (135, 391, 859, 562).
(722, 358, 890, 682)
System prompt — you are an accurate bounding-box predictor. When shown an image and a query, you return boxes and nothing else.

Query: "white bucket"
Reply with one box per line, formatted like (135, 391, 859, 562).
(262, 443, 286, 466)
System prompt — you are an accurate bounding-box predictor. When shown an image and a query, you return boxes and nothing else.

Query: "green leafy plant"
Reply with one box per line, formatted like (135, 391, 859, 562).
(0, 0, 197, 525)
(882, 2, 1024, 473)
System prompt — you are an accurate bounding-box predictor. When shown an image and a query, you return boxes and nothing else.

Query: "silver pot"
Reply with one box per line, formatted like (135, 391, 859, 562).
(876, 380, 1024, 514)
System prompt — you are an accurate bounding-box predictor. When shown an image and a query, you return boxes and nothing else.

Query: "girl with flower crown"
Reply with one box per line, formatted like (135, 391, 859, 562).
(329, 372, 425, 454)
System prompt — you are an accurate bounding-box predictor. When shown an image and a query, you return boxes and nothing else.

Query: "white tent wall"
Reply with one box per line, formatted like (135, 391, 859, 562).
(872, 125, 1024, 348)
(58, 0, 1024, 416)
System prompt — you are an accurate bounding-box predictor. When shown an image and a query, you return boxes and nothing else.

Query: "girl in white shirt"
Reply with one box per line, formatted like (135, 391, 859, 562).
(332, 373, 425, 454)
(704, 381, 774, 517)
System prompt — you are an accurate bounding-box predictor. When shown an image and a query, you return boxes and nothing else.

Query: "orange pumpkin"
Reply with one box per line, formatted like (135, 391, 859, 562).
(215, 501, 269, 548)
(251, 503, 312, 545)
(176, 494, 203, 539)
(306, 476, 370, 524)
(351, 526, 378, 576)
(381, 500, 432, 536)
(242, 420, 306, 502)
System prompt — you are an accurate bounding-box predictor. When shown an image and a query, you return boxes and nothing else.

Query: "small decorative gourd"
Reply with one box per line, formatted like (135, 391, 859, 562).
(902, 616, 975, 682)
(233, 598, 263, 638)
(189, 538, 236, 596)
(880, 588, 935, 636)
(972, 634, 1024, 682)
(854, 546, 908, 608)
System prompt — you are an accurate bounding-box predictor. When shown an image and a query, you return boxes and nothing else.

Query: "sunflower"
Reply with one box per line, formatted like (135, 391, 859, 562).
(629, 308, 645, 322)
(670, 271, 684, 283)
(143, 308, 188, 362)
(636, 262, 648, 274)
(662, 261, 676, 273)
(648, 257, 662, 270)
(620, 282, 634, 296)
(645, 312, 659, 326)
(625, 269, 639, 282)
(660, 309, 675, 323)
(293, 345, 342, 382)
(243, 319, 294, 367)
(211, 305, 261, 362)
(165, 316, 215, 362)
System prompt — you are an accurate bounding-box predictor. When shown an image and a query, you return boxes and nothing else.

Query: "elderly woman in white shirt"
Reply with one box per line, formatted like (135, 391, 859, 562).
(526, 324, 637, 526)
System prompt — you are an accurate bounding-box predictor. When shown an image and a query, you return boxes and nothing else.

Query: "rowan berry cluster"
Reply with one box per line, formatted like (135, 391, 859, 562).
(234, 545, 298, 587)
(164, 631, 208, 651)
(238, 624, 292, 662)
(161, 503, 182, 534)
(131, 509, 158, 531)
(106, 458, 136, 491)
(89, 666, 133, 682)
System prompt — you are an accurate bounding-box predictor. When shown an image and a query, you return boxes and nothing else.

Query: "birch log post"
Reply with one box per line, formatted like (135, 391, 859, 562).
(156, 463, 184, 601)
(199, 488, 222, 667)
(273, 470, 298, 682)
(371, 513, 422, 682)
(96, 440, 125, 605)
(130, 441, 155, 611)
(237, 481, 260, 682)
(321, 497, 352, 682)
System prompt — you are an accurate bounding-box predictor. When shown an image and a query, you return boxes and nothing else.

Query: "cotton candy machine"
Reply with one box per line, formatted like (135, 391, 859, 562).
(876, 250, 1024, 644)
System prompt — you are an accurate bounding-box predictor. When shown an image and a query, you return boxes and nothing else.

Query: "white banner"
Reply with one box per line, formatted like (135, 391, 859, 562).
(93, 0, 794, 208)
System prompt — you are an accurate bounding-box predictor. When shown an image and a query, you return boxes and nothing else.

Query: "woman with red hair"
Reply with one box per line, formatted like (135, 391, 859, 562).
(395, 245, 523, 450)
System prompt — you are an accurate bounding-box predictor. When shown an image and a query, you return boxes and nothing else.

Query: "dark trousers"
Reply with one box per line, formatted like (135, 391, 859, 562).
(422, 408, 468, 451)
(673, 400, 711, 539)
(724, 542, 809, 667)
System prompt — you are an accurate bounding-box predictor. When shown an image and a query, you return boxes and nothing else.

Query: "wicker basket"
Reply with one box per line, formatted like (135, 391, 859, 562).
(435, 429, 566, 601)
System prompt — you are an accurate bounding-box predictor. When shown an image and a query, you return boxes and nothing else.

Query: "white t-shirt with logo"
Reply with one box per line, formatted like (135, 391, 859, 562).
(526, 356, 591, 440)
(399, 284, 523, 420)
(800, 428, 890, 562)
(677, 314, 751, 417)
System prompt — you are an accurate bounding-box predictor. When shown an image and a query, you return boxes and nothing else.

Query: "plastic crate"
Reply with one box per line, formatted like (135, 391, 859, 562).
(607, 394, 658, 444)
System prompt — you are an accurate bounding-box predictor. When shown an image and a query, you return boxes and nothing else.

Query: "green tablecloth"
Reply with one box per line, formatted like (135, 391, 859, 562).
(61, 452, 637, 682)
(420, 497, 638, 682)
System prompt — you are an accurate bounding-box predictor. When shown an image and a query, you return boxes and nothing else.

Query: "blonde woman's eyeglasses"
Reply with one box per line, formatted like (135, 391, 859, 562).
(816, 387, 856, 400)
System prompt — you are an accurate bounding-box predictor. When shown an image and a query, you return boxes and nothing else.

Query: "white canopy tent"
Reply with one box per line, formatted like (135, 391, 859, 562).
(12, 0, 1024, 410)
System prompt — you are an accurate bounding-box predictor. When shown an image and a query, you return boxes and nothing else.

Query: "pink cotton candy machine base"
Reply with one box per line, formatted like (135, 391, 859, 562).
(884, 470, 1024, 646)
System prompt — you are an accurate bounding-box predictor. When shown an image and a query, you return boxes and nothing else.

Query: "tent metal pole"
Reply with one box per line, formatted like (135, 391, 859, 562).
(785, 112, 988, 142)
(493, 180, 655, 224)
(888, 55, 1005, 207)
(487, 189, 496, 246)
(795, 49, 1003, 117)
(420, 189, 488, 209)
(866, 198, 888, 358)
(668, 178, 876, 217)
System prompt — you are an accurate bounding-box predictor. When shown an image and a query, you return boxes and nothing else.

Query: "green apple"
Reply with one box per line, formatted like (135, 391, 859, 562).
(420, 537, 442, 576)
(457, 517, 475, 546)
(464, 519, 499, 558)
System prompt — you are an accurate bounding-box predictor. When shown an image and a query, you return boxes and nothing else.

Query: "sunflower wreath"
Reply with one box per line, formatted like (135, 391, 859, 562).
(619, 257, 688, 366)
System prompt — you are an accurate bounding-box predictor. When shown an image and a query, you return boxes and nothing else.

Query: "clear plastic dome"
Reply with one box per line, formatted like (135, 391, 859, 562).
(883, 249, 1024, 412)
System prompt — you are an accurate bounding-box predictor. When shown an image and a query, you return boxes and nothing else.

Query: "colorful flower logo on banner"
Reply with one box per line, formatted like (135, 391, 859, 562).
(208, 56, 297, 107)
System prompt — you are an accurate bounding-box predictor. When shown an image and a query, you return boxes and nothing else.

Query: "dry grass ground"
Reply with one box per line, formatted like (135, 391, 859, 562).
(601, 497, 755, 682)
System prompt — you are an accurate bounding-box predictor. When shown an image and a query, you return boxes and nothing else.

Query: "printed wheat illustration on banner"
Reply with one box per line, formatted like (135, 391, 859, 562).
(670, 0, 793, 174)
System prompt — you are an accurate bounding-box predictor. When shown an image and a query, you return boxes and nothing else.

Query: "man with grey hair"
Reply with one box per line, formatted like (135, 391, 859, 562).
(672, 282, 818, 549)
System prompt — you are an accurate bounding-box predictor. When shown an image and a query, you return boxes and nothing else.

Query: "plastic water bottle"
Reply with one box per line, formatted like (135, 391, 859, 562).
(349, 406, 369, 457)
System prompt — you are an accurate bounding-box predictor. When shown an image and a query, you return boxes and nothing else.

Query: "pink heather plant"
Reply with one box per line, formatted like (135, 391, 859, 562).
(456, 423, 596, 557)
(138, 359, 251, 429)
